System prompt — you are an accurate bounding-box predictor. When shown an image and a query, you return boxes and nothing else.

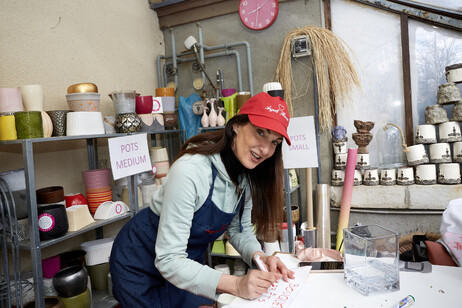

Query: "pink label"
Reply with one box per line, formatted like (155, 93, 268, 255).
(38, 213, 55, 232)
(115, 203, 122, 214)
(442, 232, 462, 261)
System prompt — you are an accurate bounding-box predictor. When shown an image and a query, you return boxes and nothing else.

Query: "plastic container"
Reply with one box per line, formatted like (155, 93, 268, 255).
(343, 224, 399, 296)
(80, 238, 114, 266)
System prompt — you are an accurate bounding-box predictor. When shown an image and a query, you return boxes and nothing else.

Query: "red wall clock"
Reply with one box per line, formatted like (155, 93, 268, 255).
(239, 0, 279, 31)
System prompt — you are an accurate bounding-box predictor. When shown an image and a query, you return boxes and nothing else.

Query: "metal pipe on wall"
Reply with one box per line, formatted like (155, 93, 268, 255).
(163, 50, 244, 93)
(156, 24, 253, 94)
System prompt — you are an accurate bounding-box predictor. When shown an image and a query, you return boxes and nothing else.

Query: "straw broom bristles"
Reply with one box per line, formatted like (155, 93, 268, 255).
(276, 26, 360, 130)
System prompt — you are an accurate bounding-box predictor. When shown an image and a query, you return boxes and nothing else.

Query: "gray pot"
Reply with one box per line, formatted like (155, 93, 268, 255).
(53, 265, 88, 298)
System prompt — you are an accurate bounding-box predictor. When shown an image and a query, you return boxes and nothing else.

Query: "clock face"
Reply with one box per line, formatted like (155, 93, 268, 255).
(239, 0, 279, 31)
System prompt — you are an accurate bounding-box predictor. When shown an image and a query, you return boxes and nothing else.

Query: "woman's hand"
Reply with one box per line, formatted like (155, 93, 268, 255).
(236, 270, 281, 300)
(217, 271, 281, 300)
(253, 251, 295, 282)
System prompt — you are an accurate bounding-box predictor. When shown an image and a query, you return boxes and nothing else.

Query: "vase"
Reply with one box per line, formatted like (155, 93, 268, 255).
(217, 107, 226, 126)
(208, 99, 217, 127)
(201, 107, 209, 128)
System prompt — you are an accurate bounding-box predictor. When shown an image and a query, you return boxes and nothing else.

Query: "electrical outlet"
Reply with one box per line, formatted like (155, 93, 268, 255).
(291, 35, 311, 58)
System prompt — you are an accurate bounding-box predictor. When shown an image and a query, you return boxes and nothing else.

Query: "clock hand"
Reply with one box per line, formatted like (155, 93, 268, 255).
(248, 0, 269, 14)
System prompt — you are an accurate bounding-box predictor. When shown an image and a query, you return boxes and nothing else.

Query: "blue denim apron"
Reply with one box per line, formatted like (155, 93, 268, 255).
(110, 164, 245, 308)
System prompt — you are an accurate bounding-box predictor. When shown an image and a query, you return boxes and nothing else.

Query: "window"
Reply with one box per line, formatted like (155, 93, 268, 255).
(331, 0, 462, 168)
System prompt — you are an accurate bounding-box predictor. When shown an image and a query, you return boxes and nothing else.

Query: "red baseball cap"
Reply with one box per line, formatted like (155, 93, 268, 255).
(239, 92, 291, 146)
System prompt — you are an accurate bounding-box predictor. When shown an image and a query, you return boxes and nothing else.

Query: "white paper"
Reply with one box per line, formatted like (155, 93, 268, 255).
(108, 134, 152, 180)
(224, 266, 311, 308)
(282, 116, 318, 169)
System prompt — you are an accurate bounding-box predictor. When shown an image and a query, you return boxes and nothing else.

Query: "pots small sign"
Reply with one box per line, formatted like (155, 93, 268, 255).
(282, 116, 318, 169)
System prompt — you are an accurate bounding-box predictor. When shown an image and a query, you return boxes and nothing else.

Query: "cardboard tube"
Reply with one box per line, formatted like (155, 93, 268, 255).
(316, 184, 331, 249)
(335, 148, 357, 251)
(305, 168, 314, 228)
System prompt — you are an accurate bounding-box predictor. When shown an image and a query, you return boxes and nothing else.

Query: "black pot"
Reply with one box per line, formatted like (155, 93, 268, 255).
(53, 265, 88, 298)
(37, 203, 69, 241)
(60, 250, 87, 268)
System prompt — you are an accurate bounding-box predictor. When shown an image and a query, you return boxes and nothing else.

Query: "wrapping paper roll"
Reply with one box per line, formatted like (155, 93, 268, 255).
(336, 148, 357, 251)
(316, 184, 331, 249)
(67, 111, 105, 136)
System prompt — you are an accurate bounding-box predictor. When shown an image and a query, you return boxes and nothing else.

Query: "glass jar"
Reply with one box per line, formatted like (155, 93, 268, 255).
(376, 124, 405, 169)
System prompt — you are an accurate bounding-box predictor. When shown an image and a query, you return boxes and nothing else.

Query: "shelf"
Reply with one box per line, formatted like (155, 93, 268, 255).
(210, 252, 242, 259)
(18, 213, 132, 250)
(92, 290, 119, 308)
(0, 129, 185, 145)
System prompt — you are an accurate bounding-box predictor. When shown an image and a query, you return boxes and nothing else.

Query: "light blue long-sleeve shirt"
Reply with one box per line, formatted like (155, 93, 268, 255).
(150, 152, 263, 299)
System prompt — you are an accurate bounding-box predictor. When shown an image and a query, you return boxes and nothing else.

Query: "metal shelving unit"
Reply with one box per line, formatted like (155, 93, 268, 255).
(0, 129, 185, 308)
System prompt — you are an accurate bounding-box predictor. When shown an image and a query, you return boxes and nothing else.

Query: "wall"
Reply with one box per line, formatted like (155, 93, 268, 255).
(0, 0, 164, 268)
(158, 0, 329, 222)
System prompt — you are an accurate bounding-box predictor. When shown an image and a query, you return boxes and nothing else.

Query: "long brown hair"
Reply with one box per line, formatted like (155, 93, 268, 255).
(175, 115, 284, 237)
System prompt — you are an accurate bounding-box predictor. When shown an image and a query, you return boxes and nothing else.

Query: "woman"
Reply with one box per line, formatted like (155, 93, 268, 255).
(110, 92, 295, 307)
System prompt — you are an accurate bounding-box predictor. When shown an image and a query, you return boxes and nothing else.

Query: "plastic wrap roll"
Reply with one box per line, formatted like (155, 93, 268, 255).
(316, 184, 331, 249)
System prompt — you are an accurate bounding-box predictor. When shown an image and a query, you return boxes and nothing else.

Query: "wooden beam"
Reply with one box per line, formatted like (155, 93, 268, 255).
(153, 0, 292, 29)
(400, 13, 414, 146)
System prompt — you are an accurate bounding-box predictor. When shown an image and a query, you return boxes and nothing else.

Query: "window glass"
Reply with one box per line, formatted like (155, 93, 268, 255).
(332, 0, 405, 168)
(409, 20, 462, 126)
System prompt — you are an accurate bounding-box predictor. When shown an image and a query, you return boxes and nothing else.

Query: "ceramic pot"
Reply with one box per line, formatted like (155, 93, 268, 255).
(429, 143, 452, 163)
(415, 164, 437, 185)
(380, 168, 396, 186)
(36, 186, 64, 205)
(353, 170, 362, 186)
(47, 110, 70, 137)
(331, 169, 345, 187)
(414, 124, 437, 144)
(53, 265, 88, 298)
(356, 153, 370, 170)
(0, 112, 17, 140)
(87, 262, 110, 291)
(405, 144, 429, 166)
(135, 96, 153, 114)
(60, 250, 87, 268)
(42, 255, 61, 279)
(283, 205, 300, 223)
(334, 153, 347, 170)
(59, 288, 91, 308)
(23, 297, 61, 308)
(0, 87, 24, 113)
(363, 168, 379, 186)
(425, 105, 448, 125)
(66, 93, 100, 112)
(439, 122, 462, 143)
(446, 63, 462, 83)
(19, 85, 44, 111)
(15, 111, 43, 139)
(38, 203, 69, 240)
(397, 167, 414, 185)
(109, 90, 136, 114)
(437, 83, 461, 104)
(453, 142, 462, 162)
(438, 163, 461, 184)
(114, 113, 141, 133)
(163, 113, 178, 128)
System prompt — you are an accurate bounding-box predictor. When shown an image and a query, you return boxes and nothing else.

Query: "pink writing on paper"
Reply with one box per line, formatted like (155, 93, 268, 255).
(257, 281, 300, 308)
(442, 232, 462, 263)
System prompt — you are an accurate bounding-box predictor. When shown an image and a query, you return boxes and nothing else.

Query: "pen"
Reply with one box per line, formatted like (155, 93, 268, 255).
(391, 295, 415, 308)
(253, 254, 268, 272)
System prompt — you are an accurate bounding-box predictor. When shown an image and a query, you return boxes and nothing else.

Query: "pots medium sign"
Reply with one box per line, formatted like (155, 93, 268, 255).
(282, 116, 318, 169)
(108, 133, 152, 180)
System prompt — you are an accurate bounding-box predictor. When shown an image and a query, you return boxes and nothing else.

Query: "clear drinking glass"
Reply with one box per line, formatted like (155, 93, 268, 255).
(343, 225, 400, 296)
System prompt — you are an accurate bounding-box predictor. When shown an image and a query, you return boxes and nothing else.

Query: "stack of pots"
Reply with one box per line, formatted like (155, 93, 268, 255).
(80, 238, 114, 291)
(150, 147, 170, 185)
(65, 83, 104, 136)
(0, 85, 51, 140)
(155, 87, 177, 128)
(110, 90, 141, 133)
(136, 95, 164, 132)
(36, 186, 69, 241)
(82, 169, 112, 215)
